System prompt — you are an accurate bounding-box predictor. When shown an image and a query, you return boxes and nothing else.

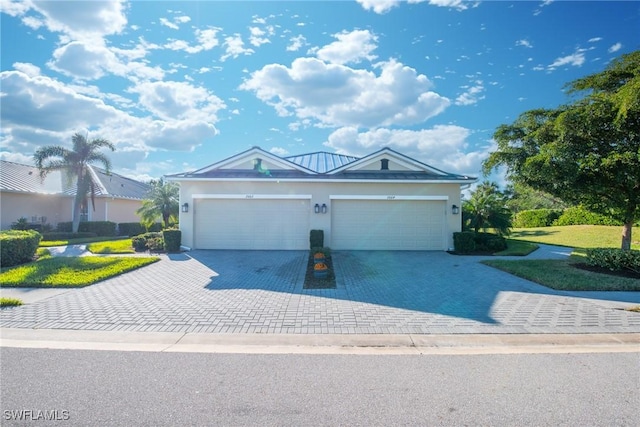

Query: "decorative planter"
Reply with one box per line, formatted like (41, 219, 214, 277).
(313, 269, 329, 279)
(313, 254, 325, 263)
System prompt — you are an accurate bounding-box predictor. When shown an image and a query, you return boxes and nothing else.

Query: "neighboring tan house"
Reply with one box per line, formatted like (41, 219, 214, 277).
(167, 147, 476, 251)
(0, 160, 150, 230)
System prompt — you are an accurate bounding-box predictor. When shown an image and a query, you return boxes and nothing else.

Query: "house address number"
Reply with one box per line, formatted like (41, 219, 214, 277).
(245, 194, 254, 199)
(386, 196, 396, 200)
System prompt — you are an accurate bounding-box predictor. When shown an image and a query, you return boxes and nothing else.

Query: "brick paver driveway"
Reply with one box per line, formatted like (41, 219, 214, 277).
(1, 249, 639, 334)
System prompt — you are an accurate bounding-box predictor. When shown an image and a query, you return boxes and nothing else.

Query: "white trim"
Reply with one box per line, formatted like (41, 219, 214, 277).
(330, 195, 449, 201)
(192, 194, 312, 200)
(194, 147, 317, 175)
(170, 177, 475, 184)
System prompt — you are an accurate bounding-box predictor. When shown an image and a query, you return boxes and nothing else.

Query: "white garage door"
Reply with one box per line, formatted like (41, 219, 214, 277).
(331, 198, 447, 250)
(194, 197, 310, 250)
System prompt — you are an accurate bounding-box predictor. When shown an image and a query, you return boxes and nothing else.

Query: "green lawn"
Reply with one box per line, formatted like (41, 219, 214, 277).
(87, 239, 134, 254)
(509, 225, 640, 250)
(484, 225, 640, 292)
(0, 297, 23, 307)
(39, 236, 130, 247)
(0, 256, 159, 288)
(495, 239, 539, 256)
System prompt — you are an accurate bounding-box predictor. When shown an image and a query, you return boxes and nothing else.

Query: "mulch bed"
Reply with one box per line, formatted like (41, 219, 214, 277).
(573, 263, 640, 280)
(303, 254, 336, 289)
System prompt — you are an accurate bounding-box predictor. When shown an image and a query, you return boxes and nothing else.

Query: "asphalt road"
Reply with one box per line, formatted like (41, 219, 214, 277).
(1, 348, 638, 426)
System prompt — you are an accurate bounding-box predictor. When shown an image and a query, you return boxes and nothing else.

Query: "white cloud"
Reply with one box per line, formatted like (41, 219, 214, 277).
(548, 49, 586, 70)
(324, 125, 484, 175)
(175, 16, 191, 24)
(588, 37, 602, 43)
(162, 28, 220, 54)
(516, 39, 533, 48)
(287, 35, 307, 52)
(0, 0, 31, 17)
(16, 0, 128, 39)
(159, 17, 179, 30)
(221, 34, 254, 61)
(12, 62, 40, 77)
(455, 81, 485, 106)
(356, 0, 467, 14)
(608, 42, 622, 53)
(240, 58, 449, 129)
(315, 29, 378, 65)
(249, 25, 274, 47)
(270, 147, 289, 156)
(128, 80, 226, 122)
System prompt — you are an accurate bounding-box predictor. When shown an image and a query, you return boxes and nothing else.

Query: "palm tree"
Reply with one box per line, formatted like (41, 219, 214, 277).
(136, 178, 179, 229)
(34, 133, 115, 233)
(463, 181, 512, 236)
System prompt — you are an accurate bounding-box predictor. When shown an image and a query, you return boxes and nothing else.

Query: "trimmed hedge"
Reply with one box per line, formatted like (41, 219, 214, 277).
(453, 231, 507, 254)
(56, 221, 117, 236)
(1, 230, 42, 267)
(310, 230, 324, 249)
(512, 209, 563, 228)
(147, 223, 163, 232)
(118, 222, 146, 237)
(586, 248, 640, 274)
(162, 229, 181, 252)
(132, 232, 164, 252)
(41, 232, 97, 241)
(553, 206, 622, 226)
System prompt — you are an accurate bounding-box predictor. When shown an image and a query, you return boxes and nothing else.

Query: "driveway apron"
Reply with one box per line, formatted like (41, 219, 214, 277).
(1, 249, 639, 334)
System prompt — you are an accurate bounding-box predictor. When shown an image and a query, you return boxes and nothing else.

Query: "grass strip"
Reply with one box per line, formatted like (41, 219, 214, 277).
(0, 256, 159, 288)
(39, 236, 130, 247)
(482, 258, 640, 291)
(0, 297, 23, 307)
(87, 239, 134, 254)
(509, 225, 640, 250)
(494, 239, 539, 256)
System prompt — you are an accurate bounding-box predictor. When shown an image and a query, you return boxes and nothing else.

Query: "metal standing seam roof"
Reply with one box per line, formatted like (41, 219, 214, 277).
(0, 160, 150, 200)
(284, 152, 360, 173)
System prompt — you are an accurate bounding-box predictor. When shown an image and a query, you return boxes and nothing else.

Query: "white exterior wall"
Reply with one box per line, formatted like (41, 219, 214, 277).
(177, 180, 462, 250)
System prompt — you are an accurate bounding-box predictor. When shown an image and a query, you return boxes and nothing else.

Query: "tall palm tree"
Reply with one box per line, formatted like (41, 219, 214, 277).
(463, 181, 513, 236)
(136, 178, 179, 229)
(34, 133, 115, 232)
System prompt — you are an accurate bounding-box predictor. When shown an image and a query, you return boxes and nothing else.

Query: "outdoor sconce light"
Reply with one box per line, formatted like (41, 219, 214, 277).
(314, 203, 320, 214)
(182, 203, 189, 213)
(321, 203, 327, 214)
(452, 204, 460, 215)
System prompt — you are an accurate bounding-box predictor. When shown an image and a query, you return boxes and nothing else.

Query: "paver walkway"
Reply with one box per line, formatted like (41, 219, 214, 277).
(1, 247, 639, 334)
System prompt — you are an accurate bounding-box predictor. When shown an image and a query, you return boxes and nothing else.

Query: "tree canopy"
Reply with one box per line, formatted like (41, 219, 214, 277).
(463, 181, 512, 236)
(483, 51, 640, 249)
(34, 133, 115, 233)
(136, 178, 179, 228)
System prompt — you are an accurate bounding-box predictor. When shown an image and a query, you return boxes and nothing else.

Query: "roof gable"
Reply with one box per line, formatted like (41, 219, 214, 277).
(192, 146, 316, 175)
(327, 147, 453, 176)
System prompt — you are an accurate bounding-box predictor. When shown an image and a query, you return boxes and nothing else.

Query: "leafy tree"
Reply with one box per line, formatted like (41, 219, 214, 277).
(136, 178, 179, 228)
(463, 181, 512, 236)
(483, 51, 640, 250)
(504, 182, 568, 213)
(34, 133, 115, 233)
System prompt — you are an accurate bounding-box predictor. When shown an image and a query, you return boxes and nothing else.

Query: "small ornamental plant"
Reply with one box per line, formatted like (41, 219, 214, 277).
(313, 262, 328, 271)
(313, 252, 325, 261)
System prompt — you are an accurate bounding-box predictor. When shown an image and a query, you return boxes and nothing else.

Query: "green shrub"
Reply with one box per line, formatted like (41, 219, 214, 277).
(41, 232, 97, 241)
(453, 232, 476, 254)
(10, 217, 31, 230)
(162, 229, 181, 252)
(56, 221, 117, 236)
(0, 230, 42, 267)
(118, 222, 146, 237)
(512, 209, 563, 228)
(147, 223, 163, 232)
(310, 230, 324, 249)
(474, 232, 508, 252)
(131, 232, 164, 252)
(554, 206, 622, 226)
(586, 248, 640, 274)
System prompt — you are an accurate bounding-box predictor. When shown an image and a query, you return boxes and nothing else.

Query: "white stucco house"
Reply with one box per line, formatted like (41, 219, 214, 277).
(0, 160, 150, 230)
(167, 147, 476, 251)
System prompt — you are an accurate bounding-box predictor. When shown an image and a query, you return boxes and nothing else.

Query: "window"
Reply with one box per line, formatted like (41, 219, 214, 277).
(381, 159, 389, 170)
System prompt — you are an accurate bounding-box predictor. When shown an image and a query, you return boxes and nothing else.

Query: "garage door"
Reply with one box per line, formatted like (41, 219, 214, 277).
(331, 198, 447, 250)
(194, 196, 310, 250)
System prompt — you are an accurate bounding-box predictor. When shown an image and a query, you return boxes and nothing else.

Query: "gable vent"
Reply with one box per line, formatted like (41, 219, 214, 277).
(380, 158, 389, 170)
(253, 158, 262, 171)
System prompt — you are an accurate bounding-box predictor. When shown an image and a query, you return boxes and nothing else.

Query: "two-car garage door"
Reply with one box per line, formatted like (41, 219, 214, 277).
(194, 196, 310, 250)
(331, 198, 447, 250)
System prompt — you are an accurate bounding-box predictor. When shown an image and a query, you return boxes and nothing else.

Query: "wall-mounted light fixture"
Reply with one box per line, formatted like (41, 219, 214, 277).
(321, 203, 327, 214)
(452, 204, 460, 215)
(314, 203, 320, 214)
(182, 202, 189, 213)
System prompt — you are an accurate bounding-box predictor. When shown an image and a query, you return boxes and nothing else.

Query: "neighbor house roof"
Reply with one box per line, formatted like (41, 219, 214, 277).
(167, 147, 476, 183)
(0, 160, 150, 200)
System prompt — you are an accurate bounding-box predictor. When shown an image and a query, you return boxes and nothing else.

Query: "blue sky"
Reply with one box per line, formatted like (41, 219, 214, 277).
(1, 0, 638, 184)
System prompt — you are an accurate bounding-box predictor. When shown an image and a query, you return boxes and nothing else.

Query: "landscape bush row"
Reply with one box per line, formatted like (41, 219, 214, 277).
(512, 206, 627, 228)
(11, 220, 169, 240)
(132, 229, 181, 253)
(1, 230, 42, 267)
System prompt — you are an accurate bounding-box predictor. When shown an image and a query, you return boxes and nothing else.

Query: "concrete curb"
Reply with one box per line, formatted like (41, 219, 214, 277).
(1, 328, 638, 355)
